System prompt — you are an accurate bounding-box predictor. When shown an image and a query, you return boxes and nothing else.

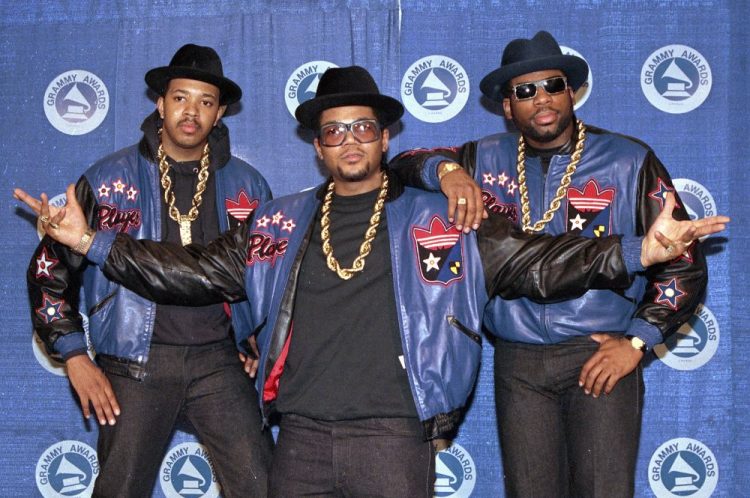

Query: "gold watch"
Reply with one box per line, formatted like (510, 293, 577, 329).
(437, 162, 462, 182)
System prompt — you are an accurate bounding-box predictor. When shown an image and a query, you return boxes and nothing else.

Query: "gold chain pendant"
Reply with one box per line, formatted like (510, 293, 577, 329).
(516, 120, 587, 233)
(320, 171, 388, 280)
(157, 134, 211, 246)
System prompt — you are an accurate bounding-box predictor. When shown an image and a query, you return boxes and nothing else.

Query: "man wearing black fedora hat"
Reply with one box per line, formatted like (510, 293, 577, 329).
(24, 44, 273, 496)
(392, 30, 710, 497)
(17, 61, 727, 496)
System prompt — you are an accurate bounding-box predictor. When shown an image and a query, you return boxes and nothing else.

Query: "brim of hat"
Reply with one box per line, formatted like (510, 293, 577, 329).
(295, 93, 404, 130)
(479, 55, 588, 102)
(145, 66, 242, 105)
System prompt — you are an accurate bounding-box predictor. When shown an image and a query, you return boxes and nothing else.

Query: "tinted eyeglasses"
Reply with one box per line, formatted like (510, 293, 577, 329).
(510, 76, 568, 101)
(318, 119, 381, 147)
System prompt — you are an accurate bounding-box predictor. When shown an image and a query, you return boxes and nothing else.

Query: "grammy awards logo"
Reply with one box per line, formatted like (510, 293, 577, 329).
(284, 61, 338, 118)
(160, 442, 220, 498)
(641, 44, 712, 114)
(44, 70, 109, 135)
(401, 55, 470, 123)
(560, 46, 592, 110)
(649, 437, 719, 498)
(433, 442, 476, 498)
(36, 440, 99, 497)
(654, 303, 719, 370)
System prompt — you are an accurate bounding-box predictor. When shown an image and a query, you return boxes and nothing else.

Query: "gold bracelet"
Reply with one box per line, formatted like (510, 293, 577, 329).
(437, 162, 462, 182)
(72, 228, 96, 256)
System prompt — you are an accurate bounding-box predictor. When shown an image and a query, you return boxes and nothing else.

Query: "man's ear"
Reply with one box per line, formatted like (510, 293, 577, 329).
(157, 97, 165, 119)
(502, 98, 513, 120)
(214, 105, 227, 126)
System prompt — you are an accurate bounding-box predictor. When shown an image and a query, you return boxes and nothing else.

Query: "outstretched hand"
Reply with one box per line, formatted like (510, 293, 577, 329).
(641, 192, 729, 267)
(14, 184, 88, 248)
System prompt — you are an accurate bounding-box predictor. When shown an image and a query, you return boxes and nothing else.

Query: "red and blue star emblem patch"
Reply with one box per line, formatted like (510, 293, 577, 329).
(412, 216, 464, 286)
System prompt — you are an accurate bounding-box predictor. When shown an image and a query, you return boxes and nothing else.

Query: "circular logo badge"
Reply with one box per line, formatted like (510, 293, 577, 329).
(641, 45, 712, 114)
(649, 437, 719, 498)
(44, 70, 109, 135)
(672, 178, 716, 241)
(160, 442, 220, 498)
(560, 46, 592, 110)
(284, 61, 338, 119)
(654, 304, 720, 370)
(433, 442, 477, 498)
(401, 55, 470, 123)
(36, 440, 99, 497)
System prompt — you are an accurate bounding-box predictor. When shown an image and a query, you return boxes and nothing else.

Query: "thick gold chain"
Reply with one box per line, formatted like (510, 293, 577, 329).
(320, 171, 388, 280)
(157, 135, 210, 244)
(516, 120, 586, 233)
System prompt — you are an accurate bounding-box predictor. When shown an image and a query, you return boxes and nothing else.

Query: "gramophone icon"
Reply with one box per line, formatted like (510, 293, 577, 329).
(672, 325, 702, 355)
(55, 455, 88, 493)
(668, 453, 701, 493)
(420, 69, 451, 108)
(660, 60, 693, 98)
(434, 454, 458, 494)
(176, 456, 207, 495)
(60, 83, 91, 122)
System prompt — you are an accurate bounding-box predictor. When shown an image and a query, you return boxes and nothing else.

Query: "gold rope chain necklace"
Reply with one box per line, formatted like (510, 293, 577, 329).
(516, 119, 587, 233)
(320, 170, 389, 280)
(157, 135, 211, 245)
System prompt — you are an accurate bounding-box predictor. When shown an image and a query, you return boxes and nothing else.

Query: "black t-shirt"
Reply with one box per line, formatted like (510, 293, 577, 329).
(151, 158, 231, 345)
(276, 188, 417, 420)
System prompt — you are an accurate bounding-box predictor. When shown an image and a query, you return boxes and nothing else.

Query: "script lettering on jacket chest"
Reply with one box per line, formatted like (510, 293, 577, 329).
(246, 233, 288, 266)
(481, 190, 519, 223)
(96, 203, 142, 232)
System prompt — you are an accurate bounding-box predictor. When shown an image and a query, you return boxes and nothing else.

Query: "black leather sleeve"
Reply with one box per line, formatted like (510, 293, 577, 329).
(633, 151, 708, 340)
(26, 177, 97, 354)
(478, 212, 633, 302)
(102, 223, 249, 306)
(389, 142, 478, 188)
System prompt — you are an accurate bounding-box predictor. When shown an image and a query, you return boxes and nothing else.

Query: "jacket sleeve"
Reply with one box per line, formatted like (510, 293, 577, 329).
(478, 211, 641, 303)
(27, 177, 97, 359)
(623, 151, 708, 349)
(91, 222, 250, 306)
(389, 142, 477, 190)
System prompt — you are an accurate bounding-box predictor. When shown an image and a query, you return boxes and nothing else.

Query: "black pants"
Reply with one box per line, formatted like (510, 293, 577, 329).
(93, 339, 273, 498)
(269, 414, 435, 497)
(494, 336, 644, 498)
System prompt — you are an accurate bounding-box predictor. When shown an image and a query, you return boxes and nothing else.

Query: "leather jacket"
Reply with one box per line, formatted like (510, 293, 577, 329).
(27, 112, 272, 379)
(390, 123, 707, 349)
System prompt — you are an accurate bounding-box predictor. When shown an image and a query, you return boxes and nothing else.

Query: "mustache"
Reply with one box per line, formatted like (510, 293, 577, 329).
(178, 117, 201, 128)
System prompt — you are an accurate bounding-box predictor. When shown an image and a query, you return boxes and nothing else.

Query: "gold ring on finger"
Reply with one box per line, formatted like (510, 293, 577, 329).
(457, 197, 467, 205)
(49, 222, 60, 230)
(39, 215, 49, 224)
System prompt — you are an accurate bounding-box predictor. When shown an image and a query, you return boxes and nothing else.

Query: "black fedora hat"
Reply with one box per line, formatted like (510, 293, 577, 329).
(480, 31, 589, 102)
(145, 44, 242, 105)
(295, 66, 404, 130)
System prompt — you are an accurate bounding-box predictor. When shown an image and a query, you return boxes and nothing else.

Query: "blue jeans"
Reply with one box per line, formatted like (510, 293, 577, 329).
(93, 339, 273, 498)
(269, 414, 435, 497)
(494, 336, 644, 498)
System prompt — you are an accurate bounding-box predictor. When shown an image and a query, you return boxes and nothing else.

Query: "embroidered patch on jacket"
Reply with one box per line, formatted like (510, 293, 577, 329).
(35, 247, 59, 280)
(654, 278, 686, 310)
(97, 203, 142, 233)
(648, 178, 679, 209)
(566, 179, 615, 237)
(226, 189, 260, 228)
(36, 293, 64, 324)
(246, 232, 288, 267)
(481, 190, 518, 223)
(412, 215, 464, 286)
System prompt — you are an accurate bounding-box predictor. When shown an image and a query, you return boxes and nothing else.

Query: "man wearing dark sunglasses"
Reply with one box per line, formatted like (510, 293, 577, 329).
(18, 64, 726, 497)
(392, 31, 711, 497)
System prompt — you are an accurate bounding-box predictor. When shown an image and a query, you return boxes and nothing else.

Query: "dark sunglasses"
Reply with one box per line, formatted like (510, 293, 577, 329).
(318, 119, 382, 147)
(510, 76, 568, 101)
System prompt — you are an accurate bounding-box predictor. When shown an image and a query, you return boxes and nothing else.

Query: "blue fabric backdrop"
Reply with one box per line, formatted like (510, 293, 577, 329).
(1, 1, 744, 496)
